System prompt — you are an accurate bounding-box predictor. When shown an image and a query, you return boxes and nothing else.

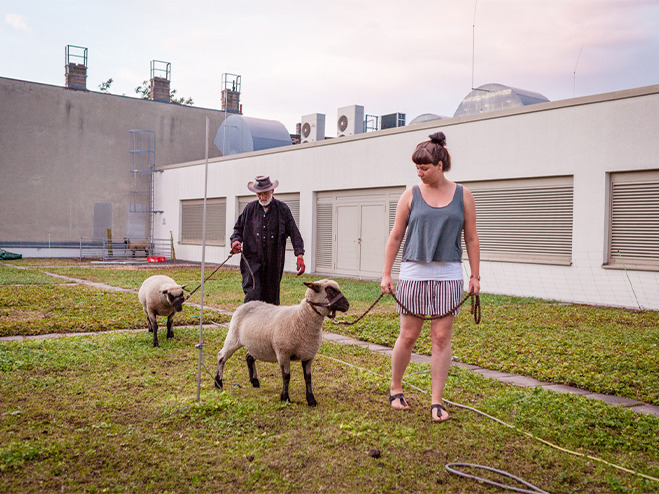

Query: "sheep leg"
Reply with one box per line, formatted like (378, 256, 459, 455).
(302, 359, 317, 407)
(214, 336, 242, 391)
(246, 353, 260, 388)
(279, 360, 291, 403)
(148, 315, 159, 347)
(166, 314, 175, 339)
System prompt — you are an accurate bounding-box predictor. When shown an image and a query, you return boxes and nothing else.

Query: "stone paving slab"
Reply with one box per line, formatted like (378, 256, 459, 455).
(497, 375, 546, 388)
(628, 404, 659, 417)
(471, 368, 516, 380)
(541, 384, 591, 395)
(583, 393, 645, 407)
(409, 354, 431, 364)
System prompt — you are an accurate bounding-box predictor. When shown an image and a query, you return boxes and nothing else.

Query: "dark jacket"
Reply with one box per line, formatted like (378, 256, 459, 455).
(230, 198, 304, 305)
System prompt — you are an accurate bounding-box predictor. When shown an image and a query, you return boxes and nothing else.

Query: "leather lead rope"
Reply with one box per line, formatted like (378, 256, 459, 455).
(185, 251, 255, 301)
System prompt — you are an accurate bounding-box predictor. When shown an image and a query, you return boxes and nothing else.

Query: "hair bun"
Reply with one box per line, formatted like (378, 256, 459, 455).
(429, 132, 446, 146)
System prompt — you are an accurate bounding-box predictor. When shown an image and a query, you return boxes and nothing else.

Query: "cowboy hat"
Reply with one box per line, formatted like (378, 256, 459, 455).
(247, 175, 279, 193)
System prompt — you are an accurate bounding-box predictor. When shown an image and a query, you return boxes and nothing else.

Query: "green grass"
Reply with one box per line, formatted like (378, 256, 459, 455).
(0, 328, 657, 493)
(0, 258, 658, 492)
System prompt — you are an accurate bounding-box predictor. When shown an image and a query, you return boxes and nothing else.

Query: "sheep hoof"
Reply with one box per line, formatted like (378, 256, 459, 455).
(214, 375, 223, 390)
(307, 397, 317, 407)
(250, 378, 260, 388)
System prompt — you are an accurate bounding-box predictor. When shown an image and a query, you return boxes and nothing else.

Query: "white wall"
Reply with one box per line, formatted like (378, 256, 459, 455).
(155, 85, 659, 310)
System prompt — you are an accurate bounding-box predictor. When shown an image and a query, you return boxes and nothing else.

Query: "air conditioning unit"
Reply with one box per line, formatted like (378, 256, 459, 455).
(300, 113, 325, 143)
(337, 105, 365, 137)
(380, 112, 406, 130)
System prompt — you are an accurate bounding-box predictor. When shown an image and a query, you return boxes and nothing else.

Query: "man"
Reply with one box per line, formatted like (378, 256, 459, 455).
(230, 176, 305, 305)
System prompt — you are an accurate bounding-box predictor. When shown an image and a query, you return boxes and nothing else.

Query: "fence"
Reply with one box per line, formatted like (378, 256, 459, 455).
(78, 238, 173, 261)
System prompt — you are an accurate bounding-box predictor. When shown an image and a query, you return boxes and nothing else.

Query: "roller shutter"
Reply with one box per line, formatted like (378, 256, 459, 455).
(464, 176, 573, 265)
(180, 198, 226, 245)
(608, 171, 659, 270)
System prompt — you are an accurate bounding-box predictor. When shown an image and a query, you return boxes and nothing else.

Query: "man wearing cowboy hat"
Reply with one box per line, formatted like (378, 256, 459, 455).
(230, 176, 305, 305)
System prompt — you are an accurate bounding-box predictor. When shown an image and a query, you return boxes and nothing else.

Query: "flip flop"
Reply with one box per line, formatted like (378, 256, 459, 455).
(431, 403, 451, 423)
(389, 393, 410, 410)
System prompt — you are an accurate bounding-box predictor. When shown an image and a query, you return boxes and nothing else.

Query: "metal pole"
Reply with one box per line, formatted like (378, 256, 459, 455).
(196, 116, 210, 401)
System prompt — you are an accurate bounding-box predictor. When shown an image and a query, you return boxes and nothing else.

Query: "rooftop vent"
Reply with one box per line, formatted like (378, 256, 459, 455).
(214, 115, 291, 156)
(453, 83, 550, 117)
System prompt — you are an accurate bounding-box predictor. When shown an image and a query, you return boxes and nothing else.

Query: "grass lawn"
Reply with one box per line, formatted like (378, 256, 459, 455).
(0, 259, 658, 493)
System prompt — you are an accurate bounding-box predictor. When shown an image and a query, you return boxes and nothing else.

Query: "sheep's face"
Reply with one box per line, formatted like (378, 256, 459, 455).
(304, 280, 350, 315)
(163, 285, 186, 312)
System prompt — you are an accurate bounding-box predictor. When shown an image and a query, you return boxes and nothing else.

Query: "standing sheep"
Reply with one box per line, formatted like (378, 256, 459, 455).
(138, 275, 187, 347)
(215, 279, 349, 406)
(124, 238, 150, 256)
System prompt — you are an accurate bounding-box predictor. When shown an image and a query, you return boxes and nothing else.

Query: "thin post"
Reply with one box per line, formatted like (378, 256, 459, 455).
(196, 116, 210, 401)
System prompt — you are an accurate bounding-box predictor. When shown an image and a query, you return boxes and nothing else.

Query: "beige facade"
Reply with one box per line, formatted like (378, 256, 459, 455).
(155, 85, 659, 310)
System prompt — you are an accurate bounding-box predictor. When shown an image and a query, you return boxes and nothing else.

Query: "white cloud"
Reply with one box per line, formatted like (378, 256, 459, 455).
(6, 14, 29, 31)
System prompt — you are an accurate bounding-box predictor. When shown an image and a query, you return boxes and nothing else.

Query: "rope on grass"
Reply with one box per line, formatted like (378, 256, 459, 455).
(317, 354, 659, 487)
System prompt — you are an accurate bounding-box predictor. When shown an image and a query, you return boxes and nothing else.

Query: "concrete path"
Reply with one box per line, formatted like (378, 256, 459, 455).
(2, 266, 657, 417)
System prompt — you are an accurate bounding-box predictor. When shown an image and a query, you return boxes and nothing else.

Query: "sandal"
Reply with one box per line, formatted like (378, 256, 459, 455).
(431, 403, 451, 423)
(389, 393, 410, 410)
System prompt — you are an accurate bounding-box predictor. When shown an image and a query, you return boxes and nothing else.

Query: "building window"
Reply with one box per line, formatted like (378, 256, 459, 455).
(180, 198, 226, 245)
(607, 170, 659, 271)
(464, 176, 574, 265)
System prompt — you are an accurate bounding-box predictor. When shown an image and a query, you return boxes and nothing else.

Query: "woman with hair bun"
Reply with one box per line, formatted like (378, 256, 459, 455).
(381, 131, 480, 422)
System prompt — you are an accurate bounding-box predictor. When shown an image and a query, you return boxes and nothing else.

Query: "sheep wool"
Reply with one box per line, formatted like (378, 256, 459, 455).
(138, 275, 187, 347)
(215, 279, 349, 406)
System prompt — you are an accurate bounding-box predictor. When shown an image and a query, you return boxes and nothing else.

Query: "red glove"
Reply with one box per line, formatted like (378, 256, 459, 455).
(231, 241, 242, 254)
(296, 257, 305, 276)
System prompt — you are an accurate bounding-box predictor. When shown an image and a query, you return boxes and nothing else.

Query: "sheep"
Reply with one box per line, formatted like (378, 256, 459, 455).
(124, 238, 150, 256)
(138, 275, 187, 347)
(214, 279, 349, 406)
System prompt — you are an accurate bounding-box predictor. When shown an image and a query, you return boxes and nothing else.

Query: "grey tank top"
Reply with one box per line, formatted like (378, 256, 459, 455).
(401, 184, 464, 263)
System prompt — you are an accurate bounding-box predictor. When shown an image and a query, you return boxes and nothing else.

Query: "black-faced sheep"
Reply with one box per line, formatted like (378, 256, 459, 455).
(214, 279, 349, 406)
(124, 238, 150, 256)
(138, 275, 187, 347)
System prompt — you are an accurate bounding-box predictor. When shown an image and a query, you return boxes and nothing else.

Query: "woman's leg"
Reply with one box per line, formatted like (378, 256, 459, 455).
(390, 313, 423, 409)
(430, 315, 454, 421)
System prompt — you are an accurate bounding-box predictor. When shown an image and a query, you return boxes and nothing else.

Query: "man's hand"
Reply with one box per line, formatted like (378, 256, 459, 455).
(231, 241, 242, 254)
(296, 257, 305, 276)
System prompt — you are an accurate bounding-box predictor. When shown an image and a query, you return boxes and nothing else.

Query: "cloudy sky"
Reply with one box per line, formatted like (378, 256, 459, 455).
(2, 0, 658, 133)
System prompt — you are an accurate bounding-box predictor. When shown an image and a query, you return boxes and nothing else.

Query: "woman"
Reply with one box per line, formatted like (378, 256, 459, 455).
(381, 132, 480, 423)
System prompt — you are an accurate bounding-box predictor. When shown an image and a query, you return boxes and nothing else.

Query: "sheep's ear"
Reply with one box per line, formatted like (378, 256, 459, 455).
(303, 281, 321, 293)
(180, 284, 188, 290)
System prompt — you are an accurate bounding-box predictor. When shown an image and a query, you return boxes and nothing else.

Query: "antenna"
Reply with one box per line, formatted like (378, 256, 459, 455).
(573, 45, 583, 97)
(472, 0, 478, 90)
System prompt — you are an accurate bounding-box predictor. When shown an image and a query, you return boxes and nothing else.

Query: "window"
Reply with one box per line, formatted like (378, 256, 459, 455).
(180, 198, 226, 245)
(464, 176, 573, 265)
(607, 170, 659, 271)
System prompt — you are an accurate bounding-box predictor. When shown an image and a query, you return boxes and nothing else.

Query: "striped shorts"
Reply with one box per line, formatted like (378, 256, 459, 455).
(395, 279, 464, 316)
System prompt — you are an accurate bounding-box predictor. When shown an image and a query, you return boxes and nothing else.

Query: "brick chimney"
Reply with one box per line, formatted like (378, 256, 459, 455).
(150, 77, 170, 102)
(65, 45, 88, 90)
(149, 60, 171, 103)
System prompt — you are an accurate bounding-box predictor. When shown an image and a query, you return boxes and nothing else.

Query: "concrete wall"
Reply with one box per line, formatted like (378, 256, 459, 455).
(154, 85, 659, 310)
(0, 77, 227, 243)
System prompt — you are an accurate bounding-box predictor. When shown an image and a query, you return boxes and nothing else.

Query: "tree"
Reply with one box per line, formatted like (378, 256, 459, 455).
(99, 78, 113, 93)
(134, 80, 194, 105)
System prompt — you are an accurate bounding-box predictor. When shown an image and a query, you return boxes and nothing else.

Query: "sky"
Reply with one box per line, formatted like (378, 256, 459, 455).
(2, 0, 658, 134)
